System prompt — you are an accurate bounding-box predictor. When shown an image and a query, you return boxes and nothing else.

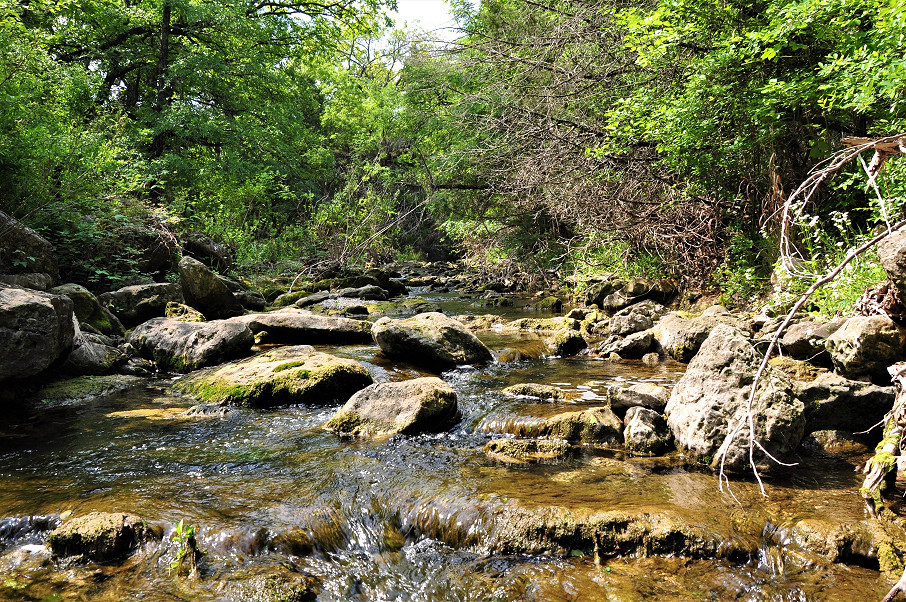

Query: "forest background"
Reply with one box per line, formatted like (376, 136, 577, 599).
(1, 0, 904, 312)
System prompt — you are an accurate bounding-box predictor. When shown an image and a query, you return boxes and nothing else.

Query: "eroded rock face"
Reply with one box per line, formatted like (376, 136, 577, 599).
(608, 300, 668, 336)
(485, 439, 571, 463)
(99, 283, 184, 327)
(227, 309, 371, 345)
(326, 377, 459, 436)
(47, 512, 150, 563)
(597, 330, 653, 359)
(176, 345, 372, 407)
(372, 312, 493, 371)
(0, 210, 60, 283)
(127, 317, 254, 372)
(0, 285, 75, 381)
(652, 310, 750, 363)
(665, 324, 804, 472)
(178, 256, 244, 319)
(51, 283, 125, 337)
(623, 407, 672, 455)
(825, 315, 906, 378)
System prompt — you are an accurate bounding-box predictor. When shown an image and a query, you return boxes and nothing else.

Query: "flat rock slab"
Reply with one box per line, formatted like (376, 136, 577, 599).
(372, 312, 493, 371)
(127, 317, 254, 372)
(176, 345, 372, 407)
(326, 376, 459, 436)
(227, 309, 372, 344)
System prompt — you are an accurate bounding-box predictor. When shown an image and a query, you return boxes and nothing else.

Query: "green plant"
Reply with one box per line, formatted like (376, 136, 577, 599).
(169, 519, 203, 576)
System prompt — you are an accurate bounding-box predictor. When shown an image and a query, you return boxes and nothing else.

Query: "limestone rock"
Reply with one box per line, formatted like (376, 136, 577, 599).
(609, 383, 670, 416)
(825, 315, 906, 378)
(127, 317, 254, 372)
(0, 285, 75, 381)
(325, 377, 459, 436)
(0, 273, 54, 291)
(99, 283, 184, 327)
(796, 372, 895, 434)
(485, 439, 571, 463)
(779, 319, 844, 363)
(47, 512, 150, 563)
(623, 407, 672, 455)
(372, 312, 493, 371)
(652, 310, 750, 363)
(877, 229, 906, 302)
(165, 301, 206, 322)
(537, 407, 623, 445)
(502, 383, 563, 401)
(597, 330, 653, 359)
(665, 324, 804, 471)
(227, 309, 371, 344)
(63, 331, 128, 375)
(176, 345, 372, 407)
(178, 256, 244, 319)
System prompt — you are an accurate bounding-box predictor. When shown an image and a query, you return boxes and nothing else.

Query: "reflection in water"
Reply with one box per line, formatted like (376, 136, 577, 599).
(0, 326, 892, 600)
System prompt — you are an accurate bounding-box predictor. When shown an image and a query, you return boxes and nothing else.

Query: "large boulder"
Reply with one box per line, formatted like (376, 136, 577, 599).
(99, 283, 184, 327)
(585, 278, 677, 311)
(796, 373, 896, 434)
(178, 256, 244, 319)
(372, 312, 493, 371)
(779, 319, 844, 364)
(63, 331, 128, 375)
(877, 229, 906, 302)
(0, 210, 59, 283)
(51, 283, 125, 337)
(825, 315, 906, 378)
(48, 512, 150, 563)
(652, 309, 750, 363)
(227, 309, 372, 344)
(547, 328, 587, 356)
(325, 377, 459, 436)
(0, 285, 75, 381)
(127, 317, 254, 372)
(181, 230, 233, 272)
(665, 324, 805, 471)
(175, 345, 372, 407)
(596, 330, 653, 359)
(608, 300, 667, 336)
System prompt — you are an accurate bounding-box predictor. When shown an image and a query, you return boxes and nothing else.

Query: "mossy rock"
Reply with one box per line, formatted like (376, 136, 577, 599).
(228, 569, 321, 602)
(485, 439, 571, 463)
(174, 345, 372, 407)
(535, 296, 563, 312)
(165, 301, 206, 322)
(272, 291, 312, 308)
(37, 375, 145, 407)
(47, 512, 153, 563)
(503, 317, 580, 333)
(548, 328, 587, 356)
(502, 383, 563, 401)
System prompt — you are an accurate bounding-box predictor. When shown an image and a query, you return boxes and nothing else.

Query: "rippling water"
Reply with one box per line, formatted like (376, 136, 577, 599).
(0, 296, 893, 600)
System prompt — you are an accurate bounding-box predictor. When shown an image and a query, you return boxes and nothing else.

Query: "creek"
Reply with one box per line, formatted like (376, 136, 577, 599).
(0, 290, 893, 600)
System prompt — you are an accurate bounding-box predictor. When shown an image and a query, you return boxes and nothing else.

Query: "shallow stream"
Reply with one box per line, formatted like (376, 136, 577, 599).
(0, 293, 894, 600)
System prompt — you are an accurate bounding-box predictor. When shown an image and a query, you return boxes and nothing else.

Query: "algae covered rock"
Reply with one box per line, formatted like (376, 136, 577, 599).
(325, 377, 459, 436)
(547, 328, 587, 356)
(127, 317, 254, 372)
(165, 301, 206, 322)
(539, 407, 624, 444)
(372, 312, 493, 371)
(502, 383, 563, 401)
(485, 439, 571, 463)
(665, 324, 804, 472)
(51, 283, 125, 337)
(0, 284, 75, 381)
(48, 512, 150, 563)
(177, 345, 372, 407)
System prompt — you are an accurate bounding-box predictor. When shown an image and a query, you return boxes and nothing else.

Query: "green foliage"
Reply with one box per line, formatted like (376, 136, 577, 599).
(717, 233, 773, 307)
(169, 519, 203, 575)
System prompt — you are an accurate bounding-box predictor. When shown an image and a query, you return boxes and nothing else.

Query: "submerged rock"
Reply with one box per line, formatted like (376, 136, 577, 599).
(227, 308, 371, 344)
(0, 285, 75, 381)
(372, 312, 493, 371)
(176, 345, 372, 407)
(47, 512, 152, 563)
(127, 317, 254, 372)
(665, 324, 804, 472)
(489, 407, 624, 445)
(325, 377, 459, 436)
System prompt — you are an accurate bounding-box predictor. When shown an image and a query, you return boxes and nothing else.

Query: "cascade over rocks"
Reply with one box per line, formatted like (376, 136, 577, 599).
(176, 345, 372, 407)
(326, 377, 459, 436)
(227, 308, 371, 344)
(99, 283, 184, 327)
(0, 210, 60, 284)
(825, 315, 906, 379)
(127, 317, 254, 372)
(178, 256, 244, 319)
(0, 285, 75, 382)
(372, 312, 493, 371)
(665, 324, 805, 472)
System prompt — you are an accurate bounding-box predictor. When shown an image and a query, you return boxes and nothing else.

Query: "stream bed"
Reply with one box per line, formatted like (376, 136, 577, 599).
(0, 293, 895, 600)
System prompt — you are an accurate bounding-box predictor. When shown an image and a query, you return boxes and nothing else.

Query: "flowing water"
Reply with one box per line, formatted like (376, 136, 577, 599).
(0, 293, 894, 600)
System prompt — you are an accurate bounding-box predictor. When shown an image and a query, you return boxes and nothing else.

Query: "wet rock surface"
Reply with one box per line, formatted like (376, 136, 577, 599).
(47, 512, 151, 563)
(372, 312, 493, 370)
